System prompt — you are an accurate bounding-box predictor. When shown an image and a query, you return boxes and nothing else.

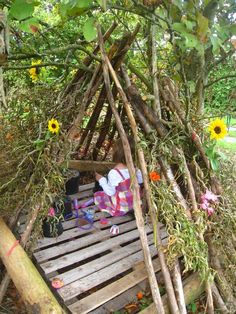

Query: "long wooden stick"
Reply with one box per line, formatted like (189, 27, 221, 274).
(103, 39, 181, 313)
(111, 65, 181, 313)
(97, 24, 165, 313)
(0, 206, 40, 304)
(151, 23, 161, 118)
(0, 217, 64, 313)
(171, 260, 187, 314)
(63, 21, 117, 96)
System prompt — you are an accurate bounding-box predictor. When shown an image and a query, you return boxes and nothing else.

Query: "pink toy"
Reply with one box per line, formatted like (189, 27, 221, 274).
(51, 278, 64, 289)
(81, 198, 94, 208)
(110, 225, 119, 235)
(100, 217, 108, 225)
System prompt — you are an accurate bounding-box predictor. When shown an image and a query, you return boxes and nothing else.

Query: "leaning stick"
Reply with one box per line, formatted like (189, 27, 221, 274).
(0, 205, 40, 304)
(151, 23, 161, 118)
(97, 24, 165, 314)
(103, 38, 181, 313)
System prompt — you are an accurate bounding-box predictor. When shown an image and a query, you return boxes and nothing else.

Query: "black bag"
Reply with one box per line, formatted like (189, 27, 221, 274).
(65, 175, 80, 195)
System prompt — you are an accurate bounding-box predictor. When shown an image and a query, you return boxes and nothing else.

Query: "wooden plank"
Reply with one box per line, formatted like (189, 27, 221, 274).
(98, 281, 147, 314)
(68, 258, 162, 314)
(35, 213, 133, 249)
(52, 233, 157, 286)
(68, 160, 116, 173)
(34, 220, 138, 263)
(140, 273, 204, 314)
(76, 189, 94, 200)
(40, 227, 152, 274)
(59, 243, 158, 301)
(78, 182, 95, 192)
(62, 211, 134, 231)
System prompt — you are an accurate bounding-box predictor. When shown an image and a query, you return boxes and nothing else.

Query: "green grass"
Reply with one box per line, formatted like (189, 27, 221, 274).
(223, 116, 236, 127)
(228, 130, 236, 137)
(217, 140, 236, 152)
(216, 116, 236, 152)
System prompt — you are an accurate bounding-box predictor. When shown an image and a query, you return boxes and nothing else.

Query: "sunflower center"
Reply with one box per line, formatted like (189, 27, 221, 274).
(52, 123, 56, 129)
(214, 126, 222, 134)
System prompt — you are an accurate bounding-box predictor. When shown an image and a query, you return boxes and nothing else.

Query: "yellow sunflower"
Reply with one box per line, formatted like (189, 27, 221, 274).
(208, 119, 227, 140)
(48, 118, 60, 134)
(28, 60, 41, 82)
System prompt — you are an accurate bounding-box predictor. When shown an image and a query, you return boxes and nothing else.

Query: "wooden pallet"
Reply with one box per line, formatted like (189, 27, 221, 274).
(33, 183, 168, 313)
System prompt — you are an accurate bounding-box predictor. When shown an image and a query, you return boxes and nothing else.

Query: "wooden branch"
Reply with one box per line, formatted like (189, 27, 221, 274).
(0, 218, 64, 313)
(68, 160, 116, 173)
(78, 83, 107, 149)
(3, 62, 92, 72)
(93, 97, 114, 160)
(171, 260, 187, 314)
(67, 27, 139, 141)
(64, 22, 117, 96)
(120, 65, 181, 312)
(206, 281, 214, 314)
(97, 24, 165, 313)
(8, 43, 101, 62)
(121, 65, 152, 134)
(212, 282, 229, 313)
(126, 61, 152, 91)
(0, 206, 40, 304)
(151, 23, 161, 118)
(125, 83, 167, 137)
(204, 75, 236, 88)
(67, 64, 102, 141)
(103, 30, 180, 313)
(158, 158, 191, 218)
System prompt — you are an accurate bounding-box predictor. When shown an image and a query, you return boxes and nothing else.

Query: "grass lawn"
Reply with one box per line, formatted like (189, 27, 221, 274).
(228, 129, 236, 137)
(217, 140, 236, 152)
(223, 116, 236, 127)
(216, 116, 236, 153)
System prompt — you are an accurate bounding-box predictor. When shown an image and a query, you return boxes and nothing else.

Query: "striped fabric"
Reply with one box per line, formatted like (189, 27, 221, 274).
(94, 169, 136, 216)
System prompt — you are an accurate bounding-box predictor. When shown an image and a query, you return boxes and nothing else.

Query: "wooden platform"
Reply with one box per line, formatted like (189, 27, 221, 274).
(32, 183, 168, 313)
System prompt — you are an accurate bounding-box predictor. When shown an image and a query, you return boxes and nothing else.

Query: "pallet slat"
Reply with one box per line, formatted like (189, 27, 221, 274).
(40, 226, 153, 274)
(32, 182, 170, 313)
(68, 258, 162, 314)
(51, 233, 156, 286)
(34, 220, 138, 262)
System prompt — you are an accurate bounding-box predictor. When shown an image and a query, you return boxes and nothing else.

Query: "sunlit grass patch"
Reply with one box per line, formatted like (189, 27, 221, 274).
(217, 139, 236, 152)
(228, 129, 236, 137)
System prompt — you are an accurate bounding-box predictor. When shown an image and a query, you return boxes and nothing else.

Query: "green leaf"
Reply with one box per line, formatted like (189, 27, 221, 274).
(18, 18, 39, 33)
(210, 35, 222, 54)
(59, 0, 93, 18)
(225, 24, 236, 36)
(83, 17, 97, 42)
(197, 13, 209, 42)
(33, 139, 45, 150)
(172, 0, 183, 10)
(173, 22, 187, 34)
(184, 20, 195, 31)
(210, 158, 219, 171)
(97, 0, 107, 10)
(9, 0, 37, 21)
(191, 302, 197, 313)
(76, 0, 93, 8)
(184, 33, 199, 48)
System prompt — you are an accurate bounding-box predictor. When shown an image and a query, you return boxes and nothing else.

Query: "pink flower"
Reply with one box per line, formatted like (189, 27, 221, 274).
(48, 207, 55, 217)
(202, 190, 218, 202)
(200, 200, 209, 210)
(207, 207, 215, 216)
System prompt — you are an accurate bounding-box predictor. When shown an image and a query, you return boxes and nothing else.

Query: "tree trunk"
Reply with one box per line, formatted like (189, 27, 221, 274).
(0, 218, 64, 313)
